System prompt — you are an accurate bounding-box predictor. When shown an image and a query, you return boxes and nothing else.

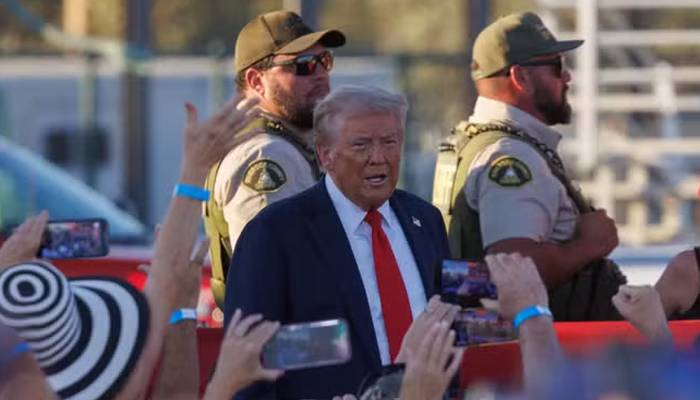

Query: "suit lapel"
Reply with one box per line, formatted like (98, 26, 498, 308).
(304, 181, 382, 368)
(390, 195, 435, 296)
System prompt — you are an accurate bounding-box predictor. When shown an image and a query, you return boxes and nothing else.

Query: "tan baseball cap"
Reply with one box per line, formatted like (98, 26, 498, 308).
(234, 10, 346, 74)
(471, 12, 583, 80)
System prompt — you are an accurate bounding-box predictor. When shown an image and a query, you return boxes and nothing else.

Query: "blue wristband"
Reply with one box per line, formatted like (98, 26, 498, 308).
(169, 308, 198, 324)
(173, 183, 210, 201)
(513, 305, 552, 331)
(9, 342, 30, 358)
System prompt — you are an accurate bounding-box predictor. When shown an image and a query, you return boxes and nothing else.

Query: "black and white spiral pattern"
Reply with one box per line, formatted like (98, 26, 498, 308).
(0, 262, 149, 400)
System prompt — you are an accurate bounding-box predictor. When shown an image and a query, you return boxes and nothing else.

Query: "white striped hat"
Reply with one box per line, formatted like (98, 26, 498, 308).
(0, 261, 149, 399)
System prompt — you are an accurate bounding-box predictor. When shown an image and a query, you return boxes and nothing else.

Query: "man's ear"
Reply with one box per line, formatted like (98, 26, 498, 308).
(316, 142, 334, 172)
(508, 65, 532, 94)
(245, 68, 265, 96)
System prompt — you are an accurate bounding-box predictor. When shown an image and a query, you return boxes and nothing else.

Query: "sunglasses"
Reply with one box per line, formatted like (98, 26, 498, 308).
(268, 50, 334, 76)
(517, 57, 565, 77)
(488, 57, 565, 78)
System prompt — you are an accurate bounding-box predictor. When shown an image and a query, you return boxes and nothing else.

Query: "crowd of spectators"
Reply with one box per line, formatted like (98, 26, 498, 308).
(3, 8, 700, 400)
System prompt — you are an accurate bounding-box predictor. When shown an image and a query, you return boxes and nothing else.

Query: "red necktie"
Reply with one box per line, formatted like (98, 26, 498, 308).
(364, 209, 413, 361)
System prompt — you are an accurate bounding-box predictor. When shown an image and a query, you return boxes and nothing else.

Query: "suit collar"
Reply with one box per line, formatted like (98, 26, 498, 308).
(389, 194, 435, 296)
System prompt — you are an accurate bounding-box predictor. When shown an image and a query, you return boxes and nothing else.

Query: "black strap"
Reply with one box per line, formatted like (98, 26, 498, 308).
(463, 123, 593, 213)
(264, 118, 321, 179)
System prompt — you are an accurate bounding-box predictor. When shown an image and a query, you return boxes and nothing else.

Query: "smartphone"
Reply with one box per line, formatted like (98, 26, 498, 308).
(437, 259, 497, 308)
(261, 318, 352, 371)
(453, 308, 516, 346)
(38, 219, 109, 259)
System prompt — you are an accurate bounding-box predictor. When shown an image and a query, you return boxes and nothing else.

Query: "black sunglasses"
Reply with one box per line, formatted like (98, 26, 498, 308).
(268, 50, 334, 76)
(488, 57, 565, 78)
(518, 57, 564, 76)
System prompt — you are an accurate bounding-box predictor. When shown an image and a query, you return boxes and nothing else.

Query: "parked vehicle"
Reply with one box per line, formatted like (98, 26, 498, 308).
(0, 137, 221, 326)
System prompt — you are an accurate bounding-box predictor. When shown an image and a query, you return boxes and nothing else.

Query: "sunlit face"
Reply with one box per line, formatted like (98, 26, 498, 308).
(319, 112, 403, 210)
(526, 54, 572, 125)
(259, 44, 331, 129)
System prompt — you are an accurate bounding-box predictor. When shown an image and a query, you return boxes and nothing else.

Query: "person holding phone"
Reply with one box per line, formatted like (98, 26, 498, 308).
(203, 10, 346, 309)
(226, 85, 451, 399)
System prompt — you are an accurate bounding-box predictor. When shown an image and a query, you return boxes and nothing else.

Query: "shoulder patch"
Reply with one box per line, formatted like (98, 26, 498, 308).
(242, 159, 287, 192)
(488, 156, 532, 187)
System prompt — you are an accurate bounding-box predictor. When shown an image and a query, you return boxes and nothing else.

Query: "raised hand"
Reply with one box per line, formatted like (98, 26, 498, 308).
(0, 211, 48, 269)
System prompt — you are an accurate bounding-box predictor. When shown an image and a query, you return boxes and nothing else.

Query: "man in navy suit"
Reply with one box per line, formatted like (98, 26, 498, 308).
(225, 85, 451, 399)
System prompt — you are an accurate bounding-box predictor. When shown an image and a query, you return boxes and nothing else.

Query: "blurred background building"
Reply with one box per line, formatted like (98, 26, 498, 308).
(1, 0, 700, 248)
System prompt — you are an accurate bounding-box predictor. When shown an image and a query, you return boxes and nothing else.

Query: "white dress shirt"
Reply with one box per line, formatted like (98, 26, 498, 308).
(325, 174, 427, 365)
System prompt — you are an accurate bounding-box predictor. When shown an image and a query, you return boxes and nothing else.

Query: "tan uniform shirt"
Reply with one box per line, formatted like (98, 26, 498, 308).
(213, 119, 317, 250)
(464, 96, 578, 247)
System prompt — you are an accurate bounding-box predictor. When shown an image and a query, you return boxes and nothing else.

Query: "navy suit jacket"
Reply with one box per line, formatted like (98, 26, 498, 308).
(224, 179, 450, 399)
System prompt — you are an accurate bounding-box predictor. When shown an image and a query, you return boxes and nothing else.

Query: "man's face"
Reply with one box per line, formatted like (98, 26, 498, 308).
(319, 112, 403, 211)
(258, 44, 331, 129)
(526, 54, 572, 125)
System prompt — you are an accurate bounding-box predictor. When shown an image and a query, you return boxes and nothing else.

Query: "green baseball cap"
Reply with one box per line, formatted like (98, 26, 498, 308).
(234, 10, 346, 74)
(471, 12, 583, 80)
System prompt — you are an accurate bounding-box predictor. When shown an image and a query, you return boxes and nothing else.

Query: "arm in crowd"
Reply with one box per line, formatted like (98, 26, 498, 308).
(398, 321, 464, 400)
(613, 285, 672, 343)
(116, 94, 260, 399)
(150, 239, 209, 398)
(0, 323, 55, 400)
(655, 249, 700, 317)
(0, 353, 56, 400)
(203, 309, 283, 399)
(337, 297, 461, 400)
(397, 296, 462, 400)
(0, 211, 48, 269)
(485, 253, 563, 393)
(487, 210, 618, 288)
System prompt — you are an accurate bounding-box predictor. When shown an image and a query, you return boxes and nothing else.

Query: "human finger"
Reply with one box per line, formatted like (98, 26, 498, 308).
(233, 313, 263, 337)
(414, 322, 439, 362)
(225, 309, 243, 339)
(185, 102, 198, 128)
(211, 95, 242, 122)
(436, 329, 456, 369)
(30, 211, 49, 237)
(432, 322, 453, 368)
(443, 304, 460, 325)
(137, 263, 151, 274)
(445, 347, 464, 376)
(426, 322, 449, 367)
(258, 368, 284, 382)
(235, 95, 260, 112)
(485, 254, 507, 284)
(248, 321, 280, 348)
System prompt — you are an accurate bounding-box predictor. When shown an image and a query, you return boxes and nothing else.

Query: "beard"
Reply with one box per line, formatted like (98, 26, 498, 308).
(534, 86, 572, 126)
(268, 85, 326, 130)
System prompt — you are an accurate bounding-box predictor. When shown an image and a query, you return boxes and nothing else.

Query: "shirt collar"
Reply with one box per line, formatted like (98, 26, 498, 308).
(325, 174, 394, 232)
(468, 96, 562, 149)
(260, 109, 314, 148)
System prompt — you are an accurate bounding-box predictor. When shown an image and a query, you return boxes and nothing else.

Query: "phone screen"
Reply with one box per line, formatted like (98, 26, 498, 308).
(438, 259, 497, 308)
(38, 219, 109, 259)
(453, 308, 516, 346)
(261, 318, 352, 371)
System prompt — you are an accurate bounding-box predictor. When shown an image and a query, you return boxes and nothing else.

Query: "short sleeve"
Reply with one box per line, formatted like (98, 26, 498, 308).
(215, 135, 317, 248)
(464, 138, 563, 247)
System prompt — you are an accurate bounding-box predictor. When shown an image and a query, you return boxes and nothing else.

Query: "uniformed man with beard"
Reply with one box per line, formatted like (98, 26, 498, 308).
(432, 12, 626, 320)
(203, 10, 345, 306)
